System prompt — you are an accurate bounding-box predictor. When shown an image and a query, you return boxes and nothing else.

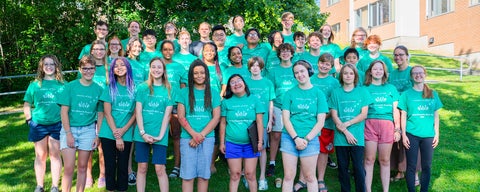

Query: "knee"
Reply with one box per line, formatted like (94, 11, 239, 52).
(245, 171, 256, 181)
(283, 172, 295, 182)
(378, 157, 390, 166)
(271, 133, 281, 141)
(303, 173, 316, 183)
(155, 167, 166, 177)
(137, 164, 148, 175)
(36, 151, 48, 161)
(229, 171, 241, 181)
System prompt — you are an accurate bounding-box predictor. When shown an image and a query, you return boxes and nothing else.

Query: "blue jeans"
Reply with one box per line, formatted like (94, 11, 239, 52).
(405, 133, 434, 192)
(336, 146, 366, 192)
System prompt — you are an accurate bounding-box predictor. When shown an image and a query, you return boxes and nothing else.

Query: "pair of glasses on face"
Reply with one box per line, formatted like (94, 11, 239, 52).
(44, 63, 55, 67)
(229, 79, 244, 86)
(82, 67, 96, 72)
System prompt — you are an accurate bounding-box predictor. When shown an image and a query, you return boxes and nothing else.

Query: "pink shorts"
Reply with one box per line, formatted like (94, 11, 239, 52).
(364, 119, 394, 144)
(319, 128, 335, 154)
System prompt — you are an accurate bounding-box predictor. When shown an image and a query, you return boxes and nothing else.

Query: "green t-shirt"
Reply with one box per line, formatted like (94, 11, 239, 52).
(365, 84, 399, 121)
(176, 88, 221, 139)
(172, 52, 198, 71)
(329, 86, 372, 146)
(76, 65, 109, 88)
(221, 94, 265, 144)
(207, 65, 222, 94)
(267, 65, 297, 108)
(156, 39, 181, 53)
(245, 77, 276, 128)
(320, 43, 342, 59)
(282, 33, 295, 47)
(356, 53, 394, 74)
(226, 34, 247, 47)
(139, 50, 163, 71)
(221, 66, 250, 85)
(57, 80, 103, 127)
(292, 52, 336, 74)
(310, 75, 341, 129)
(99, 83, 135, 141)
(218, 46, 232, 72)
(388, 66, 413, 93)
(134, 83, 174, 146)
(127, 58, 147, 85)
(166, 62, 188, 91)
(78, 44, 91, 60)
(340, 46, 369, 64)
(122, 38, 145, 51)
(265, 50, 280, 72)
(282, 86, 329, 137)
(398, 88, 443, 138)
(24, 80, 65, 125)
(242, 44, 269, 66)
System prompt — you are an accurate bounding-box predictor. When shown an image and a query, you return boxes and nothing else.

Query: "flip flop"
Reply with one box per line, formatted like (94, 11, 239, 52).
(293, 180, 307, 192)
(318, 180, 328, 192)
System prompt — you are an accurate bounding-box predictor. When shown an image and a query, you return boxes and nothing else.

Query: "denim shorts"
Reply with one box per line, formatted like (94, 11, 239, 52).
(271, 107, 284, 132)
(60, 123, 97, 151)
(225, 141, 260, 159)
(28, 120, 61, 142)
(280, 132, 320, 157)
(180, 137, 215, 180)
(135, 141, 167, 165)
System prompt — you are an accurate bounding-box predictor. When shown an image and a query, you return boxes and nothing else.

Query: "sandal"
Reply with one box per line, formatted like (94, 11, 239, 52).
(415, 178, 420, 186)
(293, 180, 307, 192)
(318, 180, 328, 192)
(168, 167, 180, 178)
(390, 172, 405, 182)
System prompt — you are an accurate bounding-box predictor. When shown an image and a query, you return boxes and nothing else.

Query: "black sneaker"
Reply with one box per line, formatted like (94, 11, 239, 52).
(128, 171, 137, 185)
(266, 164, 275, 177)
(34, 186, 44, 192)
(327, 156, 338, 169)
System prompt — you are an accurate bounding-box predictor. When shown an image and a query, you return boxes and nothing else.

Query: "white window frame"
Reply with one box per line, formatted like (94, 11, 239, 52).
(368, 0, 394, 27)
(355, 6, 368, 29)
(332, 23, 341, 34)
(327, 0, 340, 6)
(471, 0, 480, 6)
(427, 0, 455, 17)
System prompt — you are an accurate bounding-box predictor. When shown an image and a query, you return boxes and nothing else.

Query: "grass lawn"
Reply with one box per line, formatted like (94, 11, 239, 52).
(1, 54, 479, 191)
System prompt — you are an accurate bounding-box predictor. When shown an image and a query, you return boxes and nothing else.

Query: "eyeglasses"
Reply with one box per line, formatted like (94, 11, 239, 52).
(354, 34, 366, 37)
(248, 33, 258, 37)
(229, 79, 244, 86)
(96, 28, 108, 31)
(412, 72, 424, 76)
(92, 48, 105, 51)
(109, 43, 121, 46)
(81, 67, 96, 72)
(213, 33, 226, 37)
(143, 37, 156, 41)
(394, 54, 406, 57)
(44, 63, 55, 67)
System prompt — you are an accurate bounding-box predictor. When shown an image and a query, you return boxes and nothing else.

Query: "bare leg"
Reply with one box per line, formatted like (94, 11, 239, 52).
(136, 163, 148, 192)
(227, 158, 243, 192)
(48, 136, 62, 188)
(182, 179, 194, 192)
(155, 164, 169, 192)
(379, 143, 393, 192)
(317, 152, 329, 191)
(364, 141, 378, 192)
(244, 157, 258, 192)
(61, 148, 76, 192)
(197, 178, 209, 192)
(281, 152, 298, 192)
(76, 150, 92, 192)
(34, 137, 49, 188)
(300, 155, 319, 192)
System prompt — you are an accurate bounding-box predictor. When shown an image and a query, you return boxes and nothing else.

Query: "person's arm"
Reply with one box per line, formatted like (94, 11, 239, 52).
(220, 85, 227, 98)
(256, 113, 264, 151)
(135, 102, 153, 143)
(177, 103, 204, 145)
(393, 101, 401, 142)
(432, 110, 440, 148)
(282, 109, 308, 150)
(23, 102, 32, 122)
(401, 110, 410, 149)
(304, 113, 326, 142)
(61, 105, 75, 148)
(267, 101, 274, 132)
(155, 106, 173, 140)
(200, 106, 221, 139)
(219, 117, 227, 154)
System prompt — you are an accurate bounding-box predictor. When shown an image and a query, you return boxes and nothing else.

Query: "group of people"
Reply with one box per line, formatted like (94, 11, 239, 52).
(24, 11, 442, 192)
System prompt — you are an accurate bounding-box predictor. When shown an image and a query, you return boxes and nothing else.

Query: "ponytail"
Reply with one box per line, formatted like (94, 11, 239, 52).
(423, 84, 433, 99)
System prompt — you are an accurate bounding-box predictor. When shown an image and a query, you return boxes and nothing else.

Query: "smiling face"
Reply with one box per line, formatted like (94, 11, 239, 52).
(164, 23, 176, 36)
(161, 42, 174, 61)
(128, 40, 142, 57)
(295, 36, 306, 49)
(279, 49, 293, 61)
(411, 66, 426, 84)
(233, 16, 245, 30)
(345, 52, 359, 65)
(353, 31, 367, 45)
(193, 65, 206, 86)
(308, 36, 321, 50)
(150, 60, 164, 80)
(80, 63, 96, 81)
(212, 29, 226, 46)
(321, 25, 332, 39)
(113, 59, 127, 77)
(95, 24, 108, 39)
(128, 22, 140, 36)
(178, 33, 191, 50)
(42, 57, 56, 77)
(109, 39, 121, 54)
(342, 66, 356, 86)
(371, 62, 385, 80)
(143, 35, 157, 49)
(198, 23, 211, 39)
(394, 48, 408, 67)
(318, 61, 332, 75)
(91, 43, 106, 61)
(202, 44, 216, 63)
(281, 18, 294, 30)
(367, 42, 380, 53)
(249, 61, 262, 76)
(229, 47, 242, 65)
(293, 64, 310, 84)
(273, 32, 283, 48)
(229, 76, 246, 96)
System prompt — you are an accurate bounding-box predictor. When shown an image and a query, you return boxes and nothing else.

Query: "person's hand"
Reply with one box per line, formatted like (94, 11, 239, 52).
(219, 143, 226, 154)
(403, 134, 410, 149)
(189, 139, 198, 148)
(257, 142, 263, 152)
(66, 133, 75, 148)
(192, 132, 205, 145)
(394, 131, 401, 142)
(432, 134, 439, 148)
(294, 137, 308, 150)
(344, 130, 357, 145)
(267, 121, 273, 133)
(92, 136, 100, 149)
(142, 134, 155, 144)
(116, 138, 125, 151)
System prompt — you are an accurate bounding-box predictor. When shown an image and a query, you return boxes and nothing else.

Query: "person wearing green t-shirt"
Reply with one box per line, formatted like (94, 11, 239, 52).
(399, 65, 442, 192)
(98, 57, 136, 192)
(212, 25, 232, 73)
(356, 35, 394, 74)
(245, 56, 275, 190)
(160, 40, 187, 178)
(78, 20, 108, 60)
(24, 55, 65, 192)
(176, 60, 221, 192)
(294, 31, 307, 54)
(156, 22, 181, 54)
(329, 64, 372, 192)
(219, 74, 264, 192)
(140, 29, 163, 69)
(340, 27, 368, 65)
(221, 46, 250, 96)
(363, 60, 401, 192)
(294, 53, 340, 192)
(201, 42, 223, 95)
(266, 43, 297, 177)
(293, 32, 324, 73)
(58, 56, 103, 192)
(107, 36, 125, 64)
(280, 12, 295, 47)
(242, 28, 270, 67)
(173, 30, 198, 72)
(121, 21, 142, 51)
(225, 15, 248, 48)
(343, 48, 365, 87)
(319, 24, 342, 74)
(281, 60, 328, 192)
(126, 38, 147, 85)
(265, 31, 284, 72)
(134, 58, 174, 192)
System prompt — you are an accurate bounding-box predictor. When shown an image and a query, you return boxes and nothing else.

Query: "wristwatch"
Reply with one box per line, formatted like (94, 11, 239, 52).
(140, 130, 145, 136)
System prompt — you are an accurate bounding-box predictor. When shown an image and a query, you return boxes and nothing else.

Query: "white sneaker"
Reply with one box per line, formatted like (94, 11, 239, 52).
(258, 179, 268, 191)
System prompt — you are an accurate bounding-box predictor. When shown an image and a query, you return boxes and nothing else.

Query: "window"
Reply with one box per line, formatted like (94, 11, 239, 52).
(428, 0, 454, 17)
(332, 23, 340, 34)
(369, 0, 394, 27)
(471, 0, 480, 6)
(355, 6, 368, 28)
(328, 0, 340, 6)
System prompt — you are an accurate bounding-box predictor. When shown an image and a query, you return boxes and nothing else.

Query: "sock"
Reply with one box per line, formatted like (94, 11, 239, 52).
(269, 161, 275, 166)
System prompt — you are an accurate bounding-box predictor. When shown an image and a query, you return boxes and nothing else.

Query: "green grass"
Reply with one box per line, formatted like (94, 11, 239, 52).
(1, 54, 479, 191)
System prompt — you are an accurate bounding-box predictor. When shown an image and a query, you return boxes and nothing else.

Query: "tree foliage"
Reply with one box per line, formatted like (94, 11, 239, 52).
(0, 0, 327, 92)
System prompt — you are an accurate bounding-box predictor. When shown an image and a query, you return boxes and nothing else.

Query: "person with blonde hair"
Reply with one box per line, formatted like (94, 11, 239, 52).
(24, 55, 65, 192)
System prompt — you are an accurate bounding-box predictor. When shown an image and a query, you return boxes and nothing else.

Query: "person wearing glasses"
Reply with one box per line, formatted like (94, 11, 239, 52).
(107, 36, 124, 64)
(58, 56, 103, 192)
(280, 12, 295, 47)
(212, 25, 231, 74)
(78, 20, 109, 60)
(340, 27, 368, 65)
(156, 22, 180, 53)
(24, 55, 65, 192)
(242, 28, 269, 66)
(140, 29, 163, 69)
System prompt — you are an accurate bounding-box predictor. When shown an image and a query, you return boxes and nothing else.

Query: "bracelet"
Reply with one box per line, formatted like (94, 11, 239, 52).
(304, 137, 310, 142)
(292, 136, 299, 141)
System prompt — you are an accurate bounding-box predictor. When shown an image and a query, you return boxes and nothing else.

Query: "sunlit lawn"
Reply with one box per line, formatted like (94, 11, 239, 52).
(0, 54, 479, 191)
